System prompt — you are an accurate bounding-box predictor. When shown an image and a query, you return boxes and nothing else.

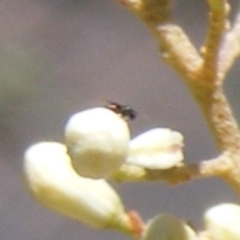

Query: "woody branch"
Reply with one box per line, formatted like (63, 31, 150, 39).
(113, 0, 240, 192)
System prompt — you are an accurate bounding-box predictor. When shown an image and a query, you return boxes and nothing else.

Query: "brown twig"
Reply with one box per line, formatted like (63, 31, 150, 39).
(201, 0, 229, 84)
(118, 0, 203, 79)
(113, 156, 229, 185)
(219, 12, 240, 77)
(189, 86, 240, 154)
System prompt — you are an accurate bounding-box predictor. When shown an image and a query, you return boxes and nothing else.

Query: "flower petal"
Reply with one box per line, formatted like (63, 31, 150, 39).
(205, 203, 240, 240)
(65, 107, 130, 178)
(143, 214, 197, 240)
(127, 128, 184, 169)
(24, 142, 132, 232)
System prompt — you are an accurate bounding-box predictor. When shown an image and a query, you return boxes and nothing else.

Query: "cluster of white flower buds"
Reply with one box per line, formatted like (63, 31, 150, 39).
(23, 106, 187, 236)
(23, 107, 240, 239)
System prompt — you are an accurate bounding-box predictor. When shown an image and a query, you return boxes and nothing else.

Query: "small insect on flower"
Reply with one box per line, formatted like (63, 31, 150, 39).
(105, 101, 137, 121)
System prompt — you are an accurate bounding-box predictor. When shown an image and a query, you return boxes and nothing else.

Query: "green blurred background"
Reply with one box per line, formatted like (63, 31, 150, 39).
(0, 1, 240, 239)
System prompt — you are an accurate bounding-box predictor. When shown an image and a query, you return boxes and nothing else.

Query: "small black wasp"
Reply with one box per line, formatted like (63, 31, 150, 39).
(105, 101, 137, 121)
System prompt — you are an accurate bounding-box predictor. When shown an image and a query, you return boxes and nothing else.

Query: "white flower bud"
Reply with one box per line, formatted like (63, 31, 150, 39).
(127, 128, 184, 169)
(143, 214, 197, 240)
(65, 108, 130, 179)
(205, 203, 240, 240)
(23, 142, 132, 232)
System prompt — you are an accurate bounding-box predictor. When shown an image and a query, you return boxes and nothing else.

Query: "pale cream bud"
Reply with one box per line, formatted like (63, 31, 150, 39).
(143, 214, 197, 240)
(127, 128, 184, 169)
(23, 142, 132, 232)
(205, 203, 240, 240)
(65, 108, 130, 179)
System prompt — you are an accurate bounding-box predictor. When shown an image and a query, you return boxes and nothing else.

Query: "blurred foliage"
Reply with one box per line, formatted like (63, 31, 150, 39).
(0, 42, 50, 127)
